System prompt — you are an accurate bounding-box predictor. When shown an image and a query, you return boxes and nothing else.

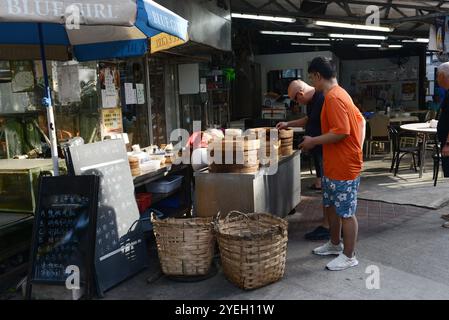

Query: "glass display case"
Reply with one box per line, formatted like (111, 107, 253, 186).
(0, 159, 65, 214)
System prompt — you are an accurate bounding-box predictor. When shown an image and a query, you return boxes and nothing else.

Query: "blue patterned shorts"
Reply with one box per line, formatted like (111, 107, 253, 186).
(322, 176, 361, 218)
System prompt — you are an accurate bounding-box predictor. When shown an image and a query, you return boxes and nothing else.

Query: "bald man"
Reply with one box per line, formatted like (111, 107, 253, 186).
(277, 80, 329, 240)
(436, 63, 449, 228)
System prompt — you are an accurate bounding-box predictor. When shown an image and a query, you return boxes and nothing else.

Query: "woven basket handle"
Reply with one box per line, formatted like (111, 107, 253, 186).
(150, 212, 157, 222)
(223, 210, 250, 224)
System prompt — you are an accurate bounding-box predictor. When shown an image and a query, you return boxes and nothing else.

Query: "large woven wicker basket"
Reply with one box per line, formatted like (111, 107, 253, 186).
(214, 211, 288, 290)
(151, 214, 215, 276)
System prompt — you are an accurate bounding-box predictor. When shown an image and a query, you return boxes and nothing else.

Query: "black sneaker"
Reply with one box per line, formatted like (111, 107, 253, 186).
(305, 226, 330, 241)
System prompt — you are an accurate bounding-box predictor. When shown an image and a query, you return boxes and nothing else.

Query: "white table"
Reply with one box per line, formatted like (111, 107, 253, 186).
(400, 122, 438, 178)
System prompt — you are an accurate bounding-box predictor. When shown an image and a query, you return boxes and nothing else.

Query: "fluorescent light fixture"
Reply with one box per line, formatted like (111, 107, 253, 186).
(308, 38, 330, 41)
(357, 44, 381, 48)
(357, 44, 403, 48)
(232, 13, 296, 23)
(402, 38, 430, 43)
(329, 33, 387, 40)
(261, 31, 313, 37)
(315, 20, 393, 32)
(292, 43, 331, 47)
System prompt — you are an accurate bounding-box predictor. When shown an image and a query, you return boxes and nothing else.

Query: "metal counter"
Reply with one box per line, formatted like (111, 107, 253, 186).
(194, 151, 301, 218)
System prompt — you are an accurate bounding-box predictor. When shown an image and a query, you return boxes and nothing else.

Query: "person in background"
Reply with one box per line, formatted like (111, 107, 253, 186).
(435, 62, 449, 228)
(300, 57, 366, 271)
(277, 80, 329, 241)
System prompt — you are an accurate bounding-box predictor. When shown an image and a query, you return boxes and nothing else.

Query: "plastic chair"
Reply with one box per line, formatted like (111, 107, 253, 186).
(389, 126, 421, 176)
(365, 114, 391, 158)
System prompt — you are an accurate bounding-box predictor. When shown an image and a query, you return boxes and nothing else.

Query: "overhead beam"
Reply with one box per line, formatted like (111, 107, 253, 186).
(388, 11, 448, 23)
(272, 0, 288, 11)
(384, 0, 393, 19)
(235, 0, 257, 10)
(284, 0, 301, 12)
(338, 0, 447, 12)
(305, 0, 334, 14)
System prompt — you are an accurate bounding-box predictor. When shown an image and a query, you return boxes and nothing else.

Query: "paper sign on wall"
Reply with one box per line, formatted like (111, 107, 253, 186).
(104, 68, 117, 96)
(101, 90, 119, 108)
(124, 83, 137, 105)
(10, 61, 35, 93)
(57, 64, 81, 105)
(136, 83, 145, 104)
(99, 63, 120, 109)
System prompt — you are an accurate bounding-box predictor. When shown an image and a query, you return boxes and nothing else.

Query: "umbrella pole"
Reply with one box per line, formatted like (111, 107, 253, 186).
(38, 23, 59, 176)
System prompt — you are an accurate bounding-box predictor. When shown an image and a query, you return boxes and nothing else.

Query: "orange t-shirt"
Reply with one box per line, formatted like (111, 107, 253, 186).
(321, 86, 364, 181)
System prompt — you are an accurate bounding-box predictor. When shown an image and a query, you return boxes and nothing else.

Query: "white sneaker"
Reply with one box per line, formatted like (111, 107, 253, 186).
(313, 241, 344, 256)
(326, 253, 359, 271)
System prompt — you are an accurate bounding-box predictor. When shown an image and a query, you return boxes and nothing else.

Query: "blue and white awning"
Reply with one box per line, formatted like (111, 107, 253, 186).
(0, 0, 189, 61)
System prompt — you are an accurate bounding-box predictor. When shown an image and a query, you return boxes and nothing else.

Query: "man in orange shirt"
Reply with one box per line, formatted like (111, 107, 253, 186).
(300, 57, 366, 271)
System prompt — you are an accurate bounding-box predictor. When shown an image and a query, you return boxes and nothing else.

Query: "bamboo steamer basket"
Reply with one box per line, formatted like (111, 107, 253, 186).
(279, 129, 294, 156)
(279, 129, 293, 139)
(245, 128, 280, 166)
(208, 138, 261, 173)
(214, 211, 288, 290)
(128, 156, 141, 176)
(151, 214, 215, 276)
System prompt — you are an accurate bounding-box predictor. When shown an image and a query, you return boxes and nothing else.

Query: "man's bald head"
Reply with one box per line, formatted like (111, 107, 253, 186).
(288, 80, 306, 100)
(438, 62, 449, 90)
(288, 80, 315, 105)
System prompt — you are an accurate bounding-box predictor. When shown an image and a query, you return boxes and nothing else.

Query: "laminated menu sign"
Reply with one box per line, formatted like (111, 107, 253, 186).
(67, 139, 148, 296)
(101, 107, 123, 139)
(26, 175, 99, 299)
(10, 60, 35, 93)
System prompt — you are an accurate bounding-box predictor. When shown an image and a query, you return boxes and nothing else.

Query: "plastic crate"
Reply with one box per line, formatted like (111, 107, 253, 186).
(154, 194, 182, 209)
(135, 193, 152, 214)
(145, 175, 183, 194)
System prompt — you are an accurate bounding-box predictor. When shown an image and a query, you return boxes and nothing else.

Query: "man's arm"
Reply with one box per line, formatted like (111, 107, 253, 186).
(311, 132, 348, 146)
(288, 117, 308, 128)
(276, 117, 308, 129)
(299, 132, 347, 151)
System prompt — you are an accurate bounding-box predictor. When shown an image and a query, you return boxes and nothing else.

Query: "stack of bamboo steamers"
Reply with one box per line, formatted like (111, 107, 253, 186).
(207, 128, 294, 173)
(208, 137, 261, 173)
(279, 129, 294, 156)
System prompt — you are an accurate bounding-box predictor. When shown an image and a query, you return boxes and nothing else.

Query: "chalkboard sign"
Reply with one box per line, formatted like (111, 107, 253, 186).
(26, 175, 99, 299)
(67, 139, 148, 296)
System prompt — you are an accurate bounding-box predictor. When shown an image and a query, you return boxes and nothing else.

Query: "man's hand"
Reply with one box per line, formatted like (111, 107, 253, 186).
(276, 122, 289, 130)
(442, 144, 449, 158)
(299, 136, 316, 151)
